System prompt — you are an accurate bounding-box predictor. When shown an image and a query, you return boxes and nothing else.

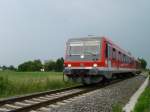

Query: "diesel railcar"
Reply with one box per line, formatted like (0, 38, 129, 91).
(63, 37, 141, 84)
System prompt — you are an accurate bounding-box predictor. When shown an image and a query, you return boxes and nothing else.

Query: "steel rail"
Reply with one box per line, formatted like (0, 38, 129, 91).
(0, 85, 83, 106)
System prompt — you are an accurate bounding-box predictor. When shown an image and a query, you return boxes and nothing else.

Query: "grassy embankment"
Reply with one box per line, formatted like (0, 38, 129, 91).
(113, 86, 150, 112)
(112, 104, 122, 112)
(113, 71, 150, 112)
(0, 71, 77, 99)
(133, 72, 150, 112)
(133, 87, 150, 112)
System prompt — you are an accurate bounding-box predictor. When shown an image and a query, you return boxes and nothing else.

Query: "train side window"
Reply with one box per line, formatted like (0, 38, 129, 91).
(125, 55, 127, 63)
(126, 56, 128, 63)
(127, 57, 129, 63)
(123, 54, 125, 63)
(129, 58, 131, 64)
(120, 53, 123, 62)
(130, 58, 132, 64)
(116, 50, 119, 61)
(123, 55, 125, 63)
(125, 55, 126, 63)
(131, 58, 133, 64)
(120, 53, 122, 62)
(118, 52, 121, 61)
(129, 57, 131, 63)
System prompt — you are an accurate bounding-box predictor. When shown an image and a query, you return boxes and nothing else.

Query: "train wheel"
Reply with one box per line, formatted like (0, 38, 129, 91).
(112, 74, 117, 80)
(82, 76, 103, 85)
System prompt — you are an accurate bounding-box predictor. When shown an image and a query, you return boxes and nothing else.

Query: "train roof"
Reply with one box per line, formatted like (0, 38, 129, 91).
(67, 37, 102, 42)
(103, 37, 135, 58)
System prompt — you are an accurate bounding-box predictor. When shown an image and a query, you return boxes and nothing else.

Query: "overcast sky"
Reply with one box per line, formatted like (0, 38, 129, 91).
(0, 0, 150, 67)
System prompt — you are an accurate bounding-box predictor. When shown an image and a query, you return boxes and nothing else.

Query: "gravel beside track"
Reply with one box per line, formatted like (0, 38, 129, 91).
(49, 75, 146, 112)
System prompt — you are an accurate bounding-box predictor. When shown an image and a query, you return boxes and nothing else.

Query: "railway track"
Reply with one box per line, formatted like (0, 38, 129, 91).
(0, 76, 136, 112)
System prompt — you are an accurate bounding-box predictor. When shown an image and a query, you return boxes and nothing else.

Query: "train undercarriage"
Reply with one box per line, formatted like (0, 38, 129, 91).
(64, 68, 140, 85)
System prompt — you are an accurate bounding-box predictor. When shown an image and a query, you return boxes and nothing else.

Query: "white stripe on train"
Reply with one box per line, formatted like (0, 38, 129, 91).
(65, 67, 138, 72)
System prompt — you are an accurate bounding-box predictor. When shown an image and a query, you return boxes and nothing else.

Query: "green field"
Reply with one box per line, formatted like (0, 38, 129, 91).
(0, 71, 78, 99)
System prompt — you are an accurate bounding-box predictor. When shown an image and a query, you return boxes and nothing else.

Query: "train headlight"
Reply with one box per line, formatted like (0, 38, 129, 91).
(68, 64, 72, 67)
(93, 63, 98, 67)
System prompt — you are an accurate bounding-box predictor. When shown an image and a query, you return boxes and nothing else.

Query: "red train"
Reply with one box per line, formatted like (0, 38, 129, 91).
(63, 37, 141, 84)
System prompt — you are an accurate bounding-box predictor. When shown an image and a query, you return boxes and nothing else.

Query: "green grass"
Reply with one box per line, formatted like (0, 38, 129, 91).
(112, 103, 122, 112)
(134, 87, 150, 112)
(0, 71, 78, 99)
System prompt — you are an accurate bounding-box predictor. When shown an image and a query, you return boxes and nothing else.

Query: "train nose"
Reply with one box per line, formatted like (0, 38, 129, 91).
(89, 69, 99, 75)
(63, 69, 72, 75)
(64, 68, 90, 76)
(80, 63, 84, 67)
(64, 68, 99, 76)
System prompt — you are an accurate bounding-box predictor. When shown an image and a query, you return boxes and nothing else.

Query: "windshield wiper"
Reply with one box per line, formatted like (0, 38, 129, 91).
(83, 51, 97, 56)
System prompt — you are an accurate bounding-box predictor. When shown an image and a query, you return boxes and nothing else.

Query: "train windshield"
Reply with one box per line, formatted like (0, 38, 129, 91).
(66, 40, 101, 61)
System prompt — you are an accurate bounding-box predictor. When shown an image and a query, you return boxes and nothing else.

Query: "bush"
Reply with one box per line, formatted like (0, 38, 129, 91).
(18, 58, 64, 72)
(55, 58, 64, 72)
(138, 58, 147, 69)
(44, 57, 64, 72)
(44, 60, 56, 71)
(18, 60, 42, 72)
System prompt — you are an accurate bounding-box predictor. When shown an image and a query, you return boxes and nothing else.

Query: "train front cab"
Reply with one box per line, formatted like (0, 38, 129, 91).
(64, 37, 108, 84)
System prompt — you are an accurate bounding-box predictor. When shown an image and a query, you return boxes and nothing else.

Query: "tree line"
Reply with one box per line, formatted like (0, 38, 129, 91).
(0, 65, 17, 71)
(18, 57, 64, 72)
(0, 57, 148, 72)
(0, 57, 64, 72)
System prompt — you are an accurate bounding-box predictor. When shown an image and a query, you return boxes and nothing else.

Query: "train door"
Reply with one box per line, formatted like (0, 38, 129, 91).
(116, 50, 119, 69)
(107, 43, 112, 69)
(105, 43, 113, 79)
(118, 52, 121, 69)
